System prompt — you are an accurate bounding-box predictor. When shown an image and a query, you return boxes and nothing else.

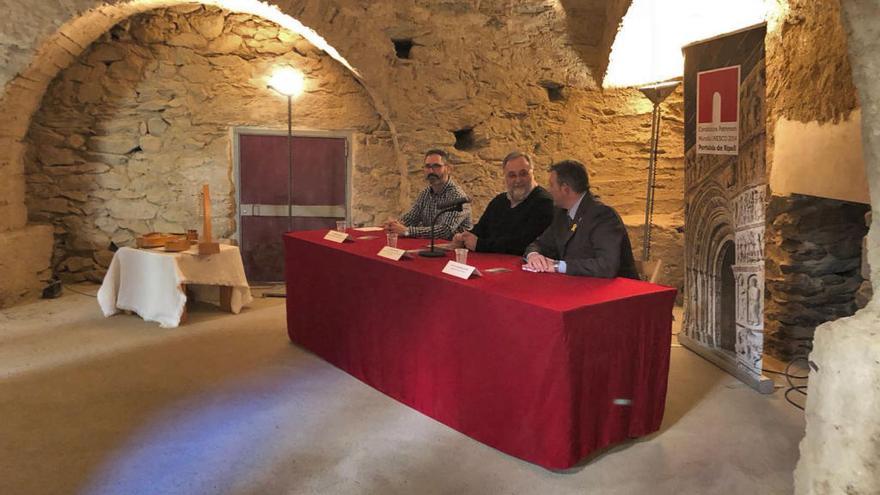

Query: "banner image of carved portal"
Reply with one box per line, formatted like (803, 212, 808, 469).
(697, 65, 740, 155)
(681, 24, 773, 393)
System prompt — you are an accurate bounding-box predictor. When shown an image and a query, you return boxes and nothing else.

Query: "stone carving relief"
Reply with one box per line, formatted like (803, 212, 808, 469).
(734, 327, 764, 376)
(733, 186, 766, 227)
(747, 274, 761, 325)
(735, 227, 765, 264)
(733, 264, 764, 376)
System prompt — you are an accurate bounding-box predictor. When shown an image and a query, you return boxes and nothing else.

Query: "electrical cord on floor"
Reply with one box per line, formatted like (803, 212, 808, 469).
(763, 356, 810, 411)
(248, 283, 286, 298)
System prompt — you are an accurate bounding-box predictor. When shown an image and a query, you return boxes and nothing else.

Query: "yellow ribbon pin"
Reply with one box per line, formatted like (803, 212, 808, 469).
(570, 223, 578, 232)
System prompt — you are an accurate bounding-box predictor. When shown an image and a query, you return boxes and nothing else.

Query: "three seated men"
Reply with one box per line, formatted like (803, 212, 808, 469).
(385, 148, 640, 279)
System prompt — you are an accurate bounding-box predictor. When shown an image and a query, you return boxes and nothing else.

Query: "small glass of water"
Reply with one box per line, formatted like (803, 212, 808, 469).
(455, 248, 468, 265)
(336, 220, 347, 232)
(386, 232, 398, 248)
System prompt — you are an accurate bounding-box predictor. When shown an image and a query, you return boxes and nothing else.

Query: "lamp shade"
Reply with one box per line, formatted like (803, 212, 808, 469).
(637, 80, 680, 105)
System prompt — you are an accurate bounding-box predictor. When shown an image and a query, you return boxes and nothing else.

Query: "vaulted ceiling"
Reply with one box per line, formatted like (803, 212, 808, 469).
(559, 0, 632, 86)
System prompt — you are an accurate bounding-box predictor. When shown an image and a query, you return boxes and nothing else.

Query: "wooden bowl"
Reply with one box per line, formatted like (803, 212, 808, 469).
(164, 237, 191, 252)
(137, 232, 171, 248)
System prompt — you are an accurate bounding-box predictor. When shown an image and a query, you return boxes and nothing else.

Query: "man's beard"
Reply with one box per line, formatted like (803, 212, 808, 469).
(509, 185, 530, 202)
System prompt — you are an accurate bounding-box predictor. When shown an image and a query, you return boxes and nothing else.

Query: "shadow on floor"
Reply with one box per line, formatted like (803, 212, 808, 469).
(0, 296, 803, 495)
(0, 298, 297, 495)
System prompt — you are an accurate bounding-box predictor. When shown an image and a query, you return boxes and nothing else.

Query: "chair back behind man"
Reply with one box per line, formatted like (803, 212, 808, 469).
(635, 259, 663, 284)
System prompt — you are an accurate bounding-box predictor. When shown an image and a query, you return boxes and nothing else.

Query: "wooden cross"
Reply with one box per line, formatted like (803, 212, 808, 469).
(198, 183, 220, 255)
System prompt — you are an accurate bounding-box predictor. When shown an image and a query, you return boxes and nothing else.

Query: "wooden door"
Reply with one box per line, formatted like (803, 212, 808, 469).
(238, 133, 347, 282)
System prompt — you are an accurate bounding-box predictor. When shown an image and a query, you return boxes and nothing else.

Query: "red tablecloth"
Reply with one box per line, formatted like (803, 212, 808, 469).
(284, 230, 677, 469)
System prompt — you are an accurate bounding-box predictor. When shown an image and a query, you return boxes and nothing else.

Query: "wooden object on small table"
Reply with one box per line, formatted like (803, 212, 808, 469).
(137, 232, 172, 248)
(164, 236, 191, 252)
(198, 183, 220, 255)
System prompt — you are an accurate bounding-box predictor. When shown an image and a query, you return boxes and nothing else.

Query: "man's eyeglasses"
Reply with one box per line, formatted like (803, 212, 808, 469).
(506, 170, 532, 180)
(423, 163, 444, 170)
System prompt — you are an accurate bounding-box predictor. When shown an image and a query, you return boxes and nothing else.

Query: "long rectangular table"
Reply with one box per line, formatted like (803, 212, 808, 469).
(284, 230, 677, 469)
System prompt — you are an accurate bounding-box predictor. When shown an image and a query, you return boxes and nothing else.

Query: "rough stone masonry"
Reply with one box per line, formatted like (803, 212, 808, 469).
(23, 4, 686, 289)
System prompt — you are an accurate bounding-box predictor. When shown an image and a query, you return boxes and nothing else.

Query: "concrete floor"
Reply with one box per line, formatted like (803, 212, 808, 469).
(0, 286, 806, 495)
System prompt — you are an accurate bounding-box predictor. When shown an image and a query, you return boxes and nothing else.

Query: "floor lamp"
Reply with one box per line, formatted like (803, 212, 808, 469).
(264, 67, 304, 298)
(268, 67, 305, 232)
(636, 80, 679, 282)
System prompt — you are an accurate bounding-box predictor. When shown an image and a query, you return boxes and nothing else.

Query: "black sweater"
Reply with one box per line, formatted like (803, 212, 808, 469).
(472, 186, 555, 255)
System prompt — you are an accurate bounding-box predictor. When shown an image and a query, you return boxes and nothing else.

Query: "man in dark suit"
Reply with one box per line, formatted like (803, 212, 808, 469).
(524, 159, 639, 279)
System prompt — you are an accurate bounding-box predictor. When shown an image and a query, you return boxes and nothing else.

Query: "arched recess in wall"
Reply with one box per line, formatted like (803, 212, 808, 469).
(3, 1, 398, 279)
(0, 0, 406, 232)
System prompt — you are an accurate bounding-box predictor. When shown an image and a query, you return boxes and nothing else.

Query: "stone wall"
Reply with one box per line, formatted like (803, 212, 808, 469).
(2, 0, 693, 306)
(0, 225, 54, 306)
(765, 0, 858, 129)
(764, 194, 869, 360)
(794, 1, 880, 493)
(19, 1, 687, 290)
(763, 0, 867, 361)
(1, 0, 686, 304)
(24, 5, 394, 282)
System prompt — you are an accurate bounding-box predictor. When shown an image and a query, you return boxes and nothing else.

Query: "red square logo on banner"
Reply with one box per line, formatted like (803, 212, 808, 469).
(697, 65, 740, 155)
(698, 66, 739, 123)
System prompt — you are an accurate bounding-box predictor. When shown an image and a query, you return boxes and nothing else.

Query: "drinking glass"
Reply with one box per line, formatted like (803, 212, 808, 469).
(386, 232, 398, 248)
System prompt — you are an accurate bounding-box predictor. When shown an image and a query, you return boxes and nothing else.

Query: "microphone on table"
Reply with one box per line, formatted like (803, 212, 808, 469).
(419, 197, 471, 258)
(436, 197, 471, 210)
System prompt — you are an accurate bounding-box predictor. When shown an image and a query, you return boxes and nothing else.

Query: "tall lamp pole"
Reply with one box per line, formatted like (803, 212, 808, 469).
(268, 67, 305, 232)
(286, 93, 292, 231)
(637, 80, 679, 261)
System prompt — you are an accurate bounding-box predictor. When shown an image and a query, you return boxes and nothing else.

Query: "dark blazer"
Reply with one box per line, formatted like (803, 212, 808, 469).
(525, 194, 639, 279)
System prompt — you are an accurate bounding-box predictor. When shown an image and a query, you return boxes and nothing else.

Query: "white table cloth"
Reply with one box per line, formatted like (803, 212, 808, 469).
(97, 244, 253, 328)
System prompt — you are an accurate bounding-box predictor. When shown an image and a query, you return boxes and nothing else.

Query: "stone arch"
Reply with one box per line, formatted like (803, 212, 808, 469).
(685, 181, 734, 268)
(0, 0, 405, 235)
(0, 0, 412, 302)
(21, 2, 407, 281)
(684, 180, 735, 347)
(557, 0, 632, 87)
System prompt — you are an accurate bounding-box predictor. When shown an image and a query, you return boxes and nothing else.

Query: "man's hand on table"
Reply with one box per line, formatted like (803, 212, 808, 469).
(451, 233, 465, 248)
(452, 231, 478, 251)
(384, 219, 407, 235)
(461, 231, 478, 251)
(525, 252, 558, 273)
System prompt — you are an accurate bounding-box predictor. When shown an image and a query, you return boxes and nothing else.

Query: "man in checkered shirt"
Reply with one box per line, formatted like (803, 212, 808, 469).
(384, 148, 473, 239)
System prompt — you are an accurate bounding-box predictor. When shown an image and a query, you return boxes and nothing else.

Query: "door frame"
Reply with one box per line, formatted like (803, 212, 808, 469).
(231, 126, 353, 245)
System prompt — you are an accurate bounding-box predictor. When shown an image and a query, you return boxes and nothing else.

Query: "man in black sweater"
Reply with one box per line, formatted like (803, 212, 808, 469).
(453, 151, 554, 255)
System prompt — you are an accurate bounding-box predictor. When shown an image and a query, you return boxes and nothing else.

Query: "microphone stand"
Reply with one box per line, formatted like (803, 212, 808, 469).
(419, 204, 463, 257)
